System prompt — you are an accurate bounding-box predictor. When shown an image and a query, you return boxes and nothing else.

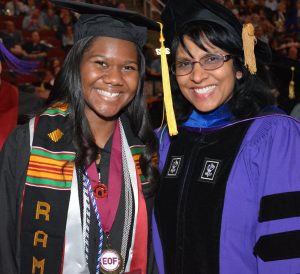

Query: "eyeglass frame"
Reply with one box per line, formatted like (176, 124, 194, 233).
(171, 53, 232, 76)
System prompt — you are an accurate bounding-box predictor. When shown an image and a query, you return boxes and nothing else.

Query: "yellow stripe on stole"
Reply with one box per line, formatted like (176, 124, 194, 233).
(30, 155, 74, 167)
(28, 155, 74, 181)
(27, 170, 73, 181)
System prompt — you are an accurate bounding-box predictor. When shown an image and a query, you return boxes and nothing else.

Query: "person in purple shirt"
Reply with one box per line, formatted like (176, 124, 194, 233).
(153, 0, 300, 273)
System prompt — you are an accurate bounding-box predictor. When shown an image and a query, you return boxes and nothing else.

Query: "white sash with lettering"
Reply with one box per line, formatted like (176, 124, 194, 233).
(63, 169, 90, 274)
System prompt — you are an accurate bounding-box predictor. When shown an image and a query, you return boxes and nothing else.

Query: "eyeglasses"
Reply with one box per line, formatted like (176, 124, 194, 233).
(171, 54, 232, 76)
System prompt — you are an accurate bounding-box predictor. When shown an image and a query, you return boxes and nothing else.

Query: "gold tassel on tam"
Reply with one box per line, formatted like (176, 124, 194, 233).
(242, 23, 257, 75)
(289, 66, 295, 100)
(157, 22, 178, 136)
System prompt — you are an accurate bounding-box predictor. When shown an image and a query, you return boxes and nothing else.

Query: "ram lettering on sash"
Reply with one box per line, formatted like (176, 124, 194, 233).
(32, 257, 45, 274)
(32, 201, 51, 273)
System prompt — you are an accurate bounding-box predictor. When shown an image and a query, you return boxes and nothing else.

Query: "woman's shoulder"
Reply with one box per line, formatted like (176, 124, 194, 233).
(251, 113, 299, 126)
(0, 123, 31, 181)
(242, 113, 300, 146)
(3, 118, 34, 154)
(2, 123, 30, 151)
(251, 113, 300, 129)
(8, 122, 30, 140)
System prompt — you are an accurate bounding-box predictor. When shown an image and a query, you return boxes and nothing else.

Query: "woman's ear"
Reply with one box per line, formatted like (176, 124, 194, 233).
(236, 71, 243, 80)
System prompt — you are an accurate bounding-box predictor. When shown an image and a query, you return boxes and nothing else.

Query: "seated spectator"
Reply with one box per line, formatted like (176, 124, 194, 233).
(26, 0, 37, 12)
(2, 21, 23, 49)
(47, 57, 61, 77)
(22, 8, 45, 32)
(61, 25, 74, 52)
(41, 7, 60, 32)
(5, 21, 22, 44)
(255, 25, 269, 44)
(260, 18, 276, 41)
(5, 0, 30, 16)
(56, 8, 76, 39)
(22, 31, 49, 61)
(0, 21, 25, 58)
(34, 69, 53, 100)
(273, 2, 286, 33)
(39, 0, 55, 12)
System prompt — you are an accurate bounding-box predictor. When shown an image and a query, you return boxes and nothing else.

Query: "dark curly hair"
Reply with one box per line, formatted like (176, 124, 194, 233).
(47, 36, 159, 196)
(169, 21, 275, 124)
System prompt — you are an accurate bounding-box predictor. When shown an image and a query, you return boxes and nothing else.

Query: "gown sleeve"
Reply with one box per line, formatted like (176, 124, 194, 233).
(0, 124, 30, 274)
(155, 125, 171, 173)
(221, 115, 300, 274)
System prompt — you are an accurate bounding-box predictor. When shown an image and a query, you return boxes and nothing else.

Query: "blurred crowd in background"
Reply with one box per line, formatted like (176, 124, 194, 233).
(0, 0, 300, 127)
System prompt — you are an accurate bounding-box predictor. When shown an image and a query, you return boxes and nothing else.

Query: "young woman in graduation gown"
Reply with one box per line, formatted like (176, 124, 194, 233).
(0, 1, 160, 273)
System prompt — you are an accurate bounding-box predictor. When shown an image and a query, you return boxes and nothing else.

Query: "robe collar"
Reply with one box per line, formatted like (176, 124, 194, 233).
(183, 104, 234, 129)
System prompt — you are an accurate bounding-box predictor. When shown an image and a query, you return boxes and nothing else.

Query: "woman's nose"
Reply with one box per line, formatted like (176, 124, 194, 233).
(102, 67, 124, 85)
(189, 62, 209, 83)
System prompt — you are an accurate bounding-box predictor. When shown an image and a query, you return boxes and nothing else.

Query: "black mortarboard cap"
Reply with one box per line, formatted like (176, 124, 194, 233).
(161, 0, 272, 67)
(51, 0, 160, 48)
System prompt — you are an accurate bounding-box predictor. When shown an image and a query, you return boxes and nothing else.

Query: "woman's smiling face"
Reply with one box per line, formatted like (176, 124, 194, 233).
(80, 36, 139, 122)
(175, 35, 239, 113)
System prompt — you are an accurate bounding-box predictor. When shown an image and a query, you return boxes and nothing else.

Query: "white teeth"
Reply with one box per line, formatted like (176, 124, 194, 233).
(194, 85, 216, 94)
(96, 89, 120, 97)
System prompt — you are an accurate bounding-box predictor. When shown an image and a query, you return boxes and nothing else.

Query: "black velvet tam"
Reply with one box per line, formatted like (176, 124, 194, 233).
(51, 0, 160, 48)
(161, 0, 271, 63)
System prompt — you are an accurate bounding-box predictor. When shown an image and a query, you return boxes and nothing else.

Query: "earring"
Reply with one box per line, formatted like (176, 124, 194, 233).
(236, 72, 243, 80)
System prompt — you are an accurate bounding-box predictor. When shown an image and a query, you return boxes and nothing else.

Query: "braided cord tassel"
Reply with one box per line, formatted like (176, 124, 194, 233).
(84, 170, 104, 274)
(83, 176, 91, 262)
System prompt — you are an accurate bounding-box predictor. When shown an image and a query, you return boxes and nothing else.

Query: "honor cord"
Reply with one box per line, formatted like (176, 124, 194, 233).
(84, 170, 104, 274)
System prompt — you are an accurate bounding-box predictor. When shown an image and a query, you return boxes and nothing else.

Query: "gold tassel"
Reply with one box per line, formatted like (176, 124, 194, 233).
(157, 22, 178, 136)
(242, 23, 257, 75)
(289, 66, 295, 100)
